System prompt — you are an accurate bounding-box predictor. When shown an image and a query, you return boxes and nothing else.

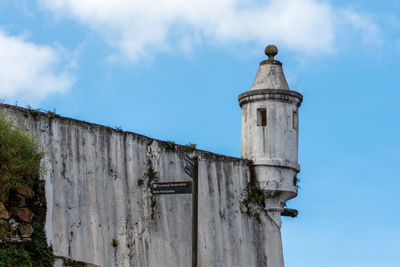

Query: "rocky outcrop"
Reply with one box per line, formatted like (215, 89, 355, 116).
(0, 185, 38, 242)
(0, 202, 10, 220)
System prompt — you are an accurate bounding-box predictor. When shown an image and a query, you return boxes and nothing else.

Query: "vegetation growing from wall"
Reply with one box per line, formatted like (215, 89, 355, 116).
(111, 239, 118, 248)
(0, 112, 44, 202)
(293, 175, 300, 188)
(0, 111, 54, 266)
(163, 141, 176, 152)
(45, 109, 58, 119)
(240, 164, 269, 224)
(143, 163, 160, 220)
(27, 106, 59, 121)
(240, 177, 266, 224)
(137, 179, 144, 186)
(185, 143, 197, 151)
(143, 166, 159, 185)
(0, 221, 55, 266)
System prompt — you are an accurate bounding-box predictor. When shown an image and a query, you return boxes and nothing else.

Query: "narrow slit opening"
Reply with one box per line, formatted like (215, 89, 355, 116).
(257, 108, 267, 126)
(293, 110, 298, 130)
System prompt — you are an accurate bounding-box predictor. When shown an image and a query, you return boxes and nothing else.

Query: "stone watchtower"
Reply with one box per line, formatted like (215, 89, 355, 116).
(238, 45, 303, 265)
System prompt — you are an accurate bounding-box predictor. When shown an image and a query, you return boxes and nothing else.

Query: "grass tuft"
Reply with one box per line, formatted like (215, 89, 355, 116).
(185, 143, 197, 151)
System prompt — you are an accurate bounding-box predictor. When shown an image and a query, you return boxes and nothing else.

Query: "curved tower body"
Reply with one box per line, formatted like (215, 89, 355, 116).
(238, 45, 303, 266)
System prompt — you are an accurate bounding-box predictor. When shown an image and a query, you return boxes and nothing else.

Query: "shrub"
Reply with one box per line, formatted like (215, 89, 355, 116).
(0, 221, 54, 266)
(0, 110, 53, 266)
(0, 244, 31, 267)
(0, 112, 44, 202)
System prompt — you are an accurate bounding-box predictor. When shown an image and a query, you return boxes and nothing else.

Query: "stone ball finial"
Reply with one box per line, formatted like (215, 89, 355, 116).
(265, 44, 278, 60)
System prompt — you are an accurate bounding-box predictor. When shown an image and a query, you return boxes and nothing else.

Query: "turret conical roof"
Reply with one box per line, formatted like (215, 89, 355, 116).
(250, 45, 289, 90)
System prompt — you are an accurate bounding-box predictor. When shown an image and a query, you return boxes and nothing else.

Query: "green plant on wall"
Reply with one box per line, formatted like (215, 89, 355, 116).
(240, 165, 269, 224)
(0, 244, 32, 266)
(0, 221, 54, 267)
(0, 112, 44, 202)
(111, 239, 118, 247)
(0, 110, 54, 266)
(144, 166, 159, 182)
(27, 106, 40, 119)
(241, 179, 266, 206)
(143, 165, 159, 219)
(293, 175, 300, 188)
(185, 143, 197, 151)
(46, 108, 57, 119)
(163, 141, 176, 152)
(0, 223, 10, 239)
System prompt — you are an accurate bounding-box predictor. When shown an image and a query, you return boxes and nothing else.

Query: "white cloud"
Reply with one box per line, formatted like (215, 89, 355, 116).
(339, 9, 383, 47)
(39, 0, 381, 61)
(0, 31, 75, 104)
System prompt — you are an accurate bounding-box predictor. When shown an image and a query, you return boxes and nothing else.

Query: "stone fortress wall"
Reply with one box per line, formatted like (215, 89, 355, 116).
(3, 104, 282, 267)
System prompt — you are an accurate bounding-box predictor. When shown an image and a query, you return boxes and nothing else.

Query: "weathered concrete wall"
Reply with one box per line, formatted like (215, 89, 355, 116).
(2, 105, 282, 267)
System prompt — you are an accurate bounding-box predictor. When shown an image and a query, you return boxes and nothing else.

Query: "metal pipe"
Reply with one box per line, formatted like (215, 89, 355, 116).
(281, 208, 298, 218)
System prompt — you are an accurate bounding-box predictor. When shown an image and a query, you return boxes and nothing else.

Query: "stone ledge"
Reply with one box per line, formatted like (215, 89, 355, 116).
(238, 89, 303, 107)
(54, 256, 102, 267)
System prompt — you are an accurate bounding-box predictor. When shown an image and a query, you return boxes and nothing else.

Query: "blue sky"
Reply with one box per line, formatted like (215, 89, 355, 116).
(1, 0, 400, 266)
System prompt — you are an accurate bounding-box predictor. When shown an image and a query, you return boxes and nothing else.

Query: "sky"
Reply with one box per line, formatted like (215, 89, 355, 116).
(1, 0, 400, 266)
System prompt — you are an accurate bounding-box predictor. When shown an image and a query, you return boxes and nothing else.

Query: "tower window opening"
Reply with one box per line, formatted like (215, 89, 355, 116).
(257, 108, 267, 126)
(293, 110, 298, 130)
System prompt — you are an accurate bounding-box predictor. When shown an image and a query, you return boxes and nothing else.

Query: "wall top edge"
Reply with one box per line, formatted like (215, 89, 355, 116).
(0, 104, 248, 164)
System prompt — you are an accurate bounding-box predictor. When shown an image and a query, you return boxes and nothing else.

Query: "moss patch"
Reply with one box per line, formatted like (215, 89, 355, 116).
(111, 239, 118, 248)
